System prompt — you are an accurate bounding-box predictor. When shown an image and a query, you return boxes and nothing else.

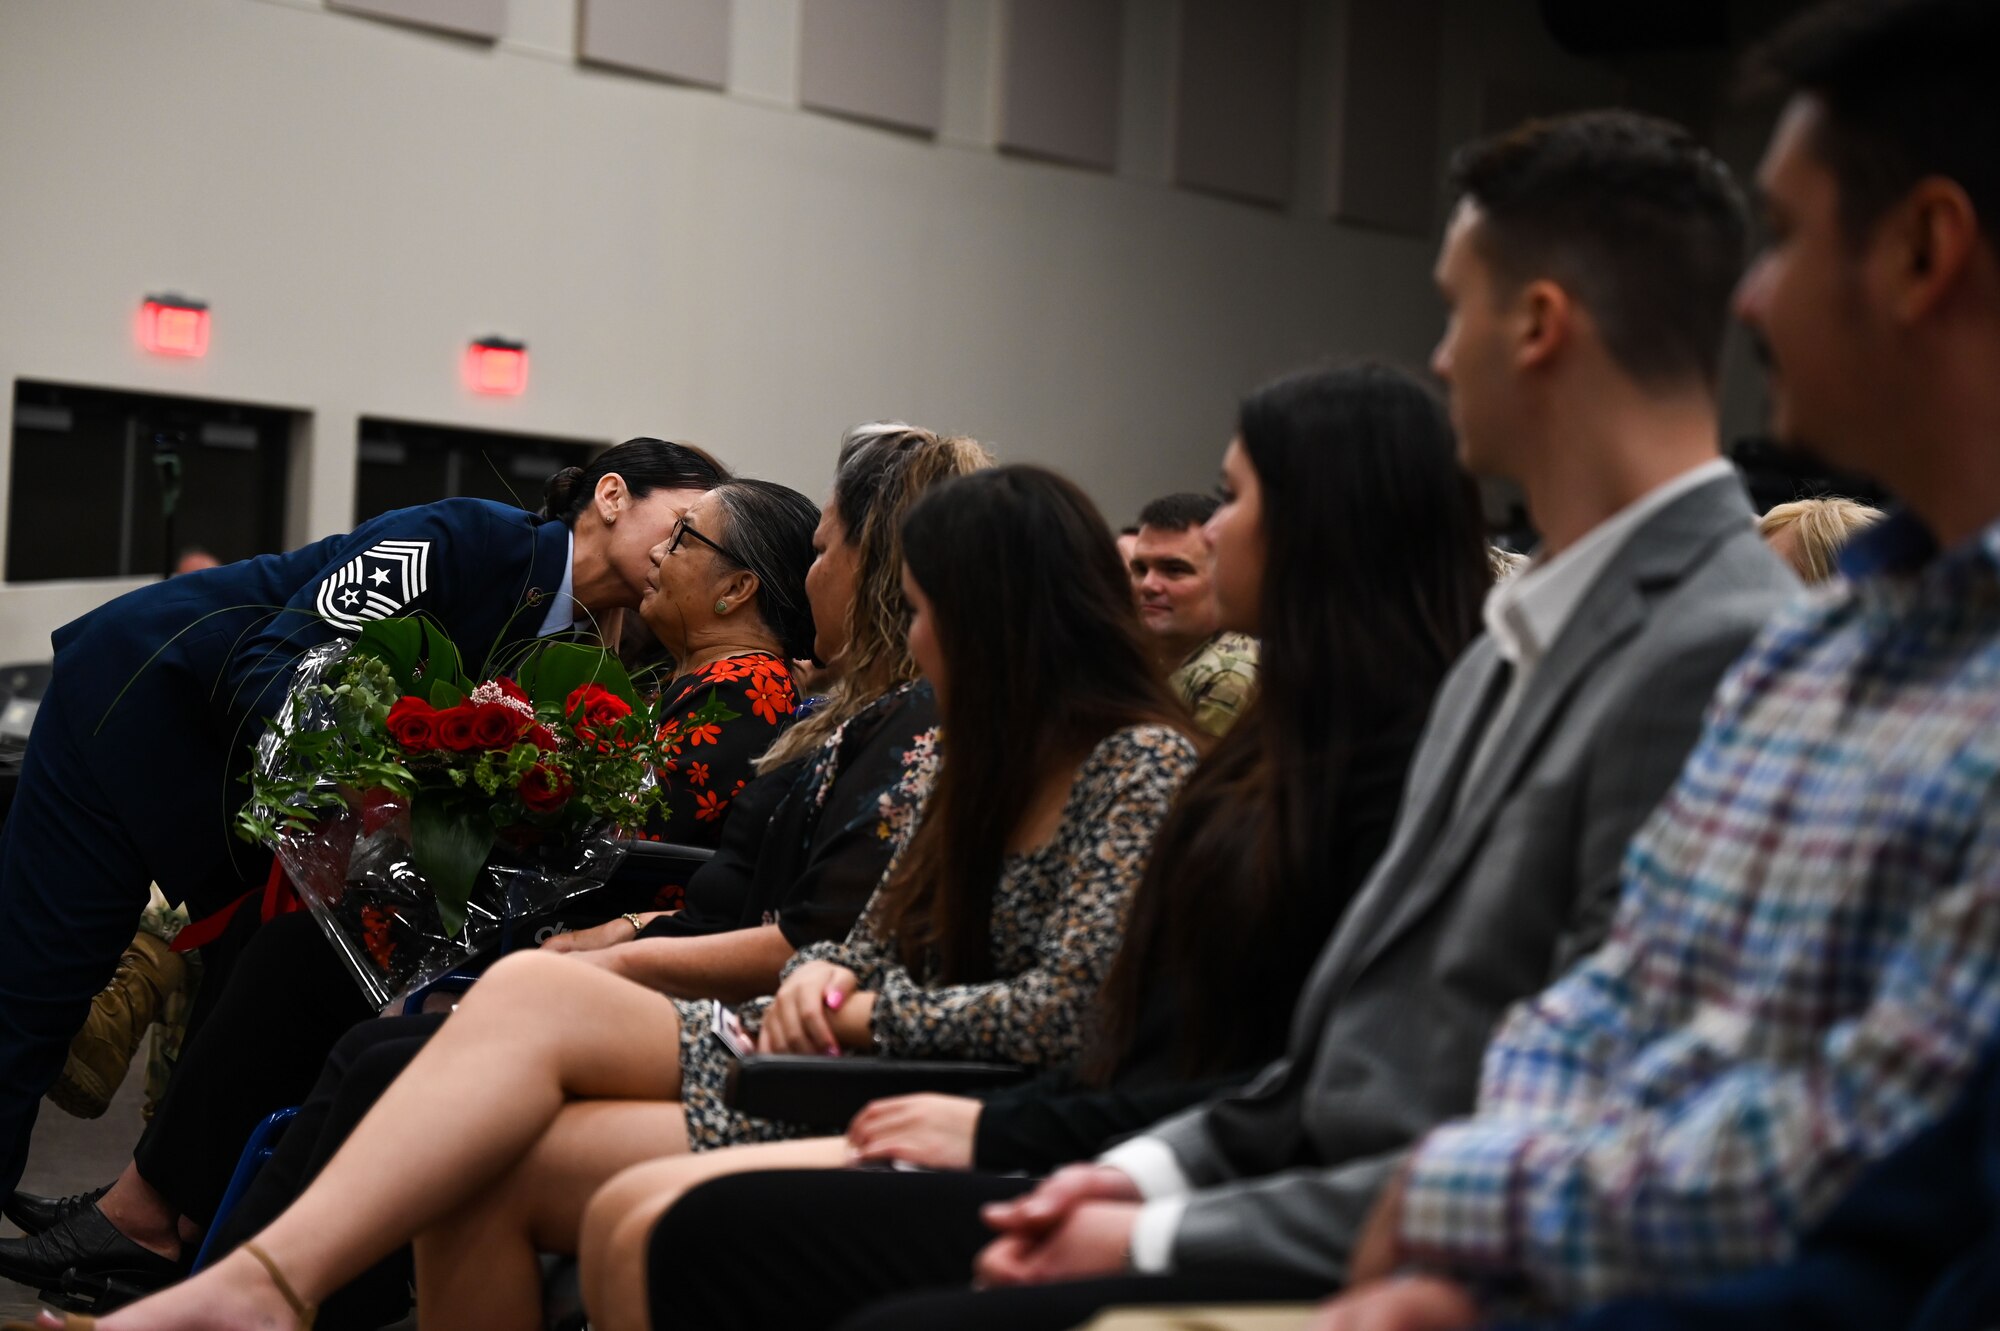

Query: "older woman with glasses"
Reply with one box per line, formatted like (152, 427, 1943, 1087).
(629, 480, 821, 857)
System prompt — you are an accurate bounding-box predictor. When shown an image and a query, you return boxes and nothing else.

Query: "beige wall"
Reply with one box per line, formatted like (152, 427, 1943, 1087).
(0, 0, 1638, 662)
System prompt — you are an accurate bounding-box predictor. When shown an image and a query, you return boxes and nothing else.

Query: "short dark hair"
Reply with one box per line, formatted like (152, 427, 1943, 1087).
(1746, 0, 1998, 246)
(1136, 492, 1219, 532)
(1447, 109, 1748, 390)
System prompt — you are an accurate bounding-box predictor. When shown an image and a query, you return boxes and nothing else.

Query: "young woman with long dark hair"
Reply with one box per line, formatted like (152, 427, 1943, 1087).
(574, 361, 1494, 1331)
(57, 465, 1198, 1331)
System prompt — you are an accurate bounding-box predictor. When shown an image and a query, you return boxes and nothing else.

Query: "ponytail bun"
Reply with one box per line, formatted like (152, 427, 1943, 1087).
(776, 602, 820, 665)
(540, 465, 588, 520)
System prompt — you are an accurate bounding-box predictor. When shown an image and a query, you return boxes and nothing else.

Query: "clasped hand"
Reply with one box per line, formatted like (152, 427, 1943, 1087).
(963, 1160, 1482, 1330)
(757, 960, 875, 1055)
(969, 1163, 1144, 1286)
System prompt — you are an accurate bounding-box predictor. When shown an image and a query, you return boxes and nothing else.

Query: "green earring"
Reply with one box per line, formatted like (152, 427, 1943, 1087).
(714, 599, 729, 615)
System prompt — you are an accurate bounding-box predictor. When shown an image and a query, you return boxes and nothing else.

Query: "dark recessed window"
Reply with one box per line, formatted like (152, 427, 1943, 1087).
(6, 380, 294, 583)
(355, 418, 600, 524)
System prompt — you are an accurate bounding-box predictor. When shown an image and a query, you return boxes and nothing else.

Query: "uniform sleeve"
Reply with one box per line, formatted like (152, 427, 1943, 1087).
(867, 728, 1199, 1065)
(1188, 661, 1255, 737)
(220, 503, 519, 728)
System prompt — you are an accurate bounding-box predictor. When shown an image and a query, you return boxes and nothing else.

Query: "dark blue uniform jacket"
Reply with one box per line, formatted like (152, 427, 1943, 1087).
(42, 498, 571, 914)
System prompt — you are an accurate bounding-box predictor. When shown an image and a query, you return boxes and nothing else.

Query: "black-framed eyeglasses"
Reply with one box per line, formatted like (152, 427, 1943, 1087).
(668, 514, 746, 567)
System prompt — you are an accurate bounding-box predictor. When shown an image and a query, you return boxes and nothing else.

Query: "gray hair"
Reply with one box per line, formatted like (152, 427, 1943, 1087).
(706, 480, 821, 660)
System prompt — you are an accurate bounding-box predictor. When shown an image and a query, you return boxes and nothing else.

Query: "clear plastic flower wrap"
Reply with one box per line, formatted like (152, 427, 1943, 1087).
(244, 631, 658, 1009)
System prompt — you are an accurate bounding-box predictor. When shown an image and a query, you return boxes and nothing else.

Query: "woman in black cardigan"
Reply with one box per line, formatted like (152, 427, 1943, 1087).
(578, 362, 1496, 1331)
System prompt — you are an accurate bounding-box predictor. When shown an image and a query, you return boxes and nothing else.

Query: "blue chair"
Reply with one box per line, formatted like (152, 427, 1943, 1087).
(190, 1108, 296, 1273)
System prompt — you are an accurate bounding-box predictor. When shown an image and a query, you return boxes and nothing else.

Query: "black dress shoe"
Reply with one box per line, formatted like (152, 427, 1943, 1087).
(0, 1204, 181, 1291)
(2, 1184, 111, 1237)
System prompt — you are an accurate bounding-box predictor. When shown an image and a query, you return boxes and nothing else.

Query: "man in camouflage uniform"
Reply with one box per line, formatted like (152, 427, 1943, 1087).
(1128, 494, 1259, 737)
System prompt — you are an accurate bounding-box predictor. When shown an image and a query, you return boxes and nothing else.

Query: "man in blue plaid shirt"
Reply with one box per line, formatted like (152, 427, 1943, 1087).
(1316, 0, 2000, 1326)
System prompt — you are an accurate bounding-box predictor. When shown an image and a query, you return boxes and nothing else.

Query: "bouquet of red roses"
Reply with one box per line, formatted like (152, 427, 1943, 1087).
(239, 617, 689, 1006)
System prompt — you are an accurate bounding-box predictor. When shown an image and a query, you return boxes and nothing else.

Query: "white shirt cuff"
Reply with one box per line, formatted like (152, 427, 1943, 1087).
(1128, 1197, 1188, 1274)
(1098, 1137, 1194, 1200)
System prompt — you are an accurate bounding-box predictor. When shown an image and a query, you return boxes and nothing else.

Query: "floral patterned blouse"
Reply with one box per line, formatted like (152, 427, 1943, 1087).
(672, 722, 1199, 1150)
(640, 653, 798, 874)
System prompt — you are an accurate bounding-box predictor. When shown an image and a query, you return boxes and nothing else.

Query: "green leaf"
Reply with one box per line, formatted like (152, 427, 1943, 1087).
(416, 621, 473, 695)
(516, 641, 640, 710)
(354, 618, 473, 701)
(688, 689, 742, 727)
(410, 793, 496, 940)
(425, 678, 467, 708)
(354, 619, 427, 690)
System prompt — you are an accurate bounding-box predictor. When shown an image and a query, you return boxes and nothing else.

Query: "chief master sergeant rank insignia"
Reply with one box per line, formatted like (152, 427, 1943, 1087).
(315, 539, 433, 633)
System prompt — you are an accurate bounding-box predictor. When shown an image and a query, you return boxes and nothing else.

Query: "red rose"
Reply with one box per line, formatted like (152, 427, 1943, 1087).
(434, 705, 480, 752)
(470, 703, 524, 750)
(384, 697, 437, 752)
(494, 677, 530, 705)
(566, 684, 634, 750)
(519, 761, 573, 814)
(524, 724, 559, 752)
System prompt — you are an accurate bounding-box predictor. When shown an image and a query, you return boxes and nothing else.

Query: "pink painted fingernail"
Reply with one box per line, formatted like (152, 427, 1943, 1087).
(825, 1043, 841, 1057)
(825, 989, 844, 1010)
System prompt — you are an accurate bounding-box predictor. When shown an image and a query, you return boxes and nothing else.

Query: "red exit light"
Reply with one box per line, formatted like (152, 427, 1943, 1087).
(465, 338, 528, 396)
(138, 295, 210, 357)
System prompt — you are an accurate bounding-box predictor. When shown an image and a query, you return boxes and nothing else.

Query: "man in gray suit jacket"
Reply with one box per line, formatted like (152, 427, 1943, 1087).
(936, 113, 1801, 1328)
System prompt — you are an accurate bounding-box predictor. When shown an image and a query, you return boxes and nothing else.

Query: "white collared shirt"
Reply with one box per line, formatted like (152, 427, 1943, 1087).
(1454, 456, 1734, 812)
(534, 529, 580, 637)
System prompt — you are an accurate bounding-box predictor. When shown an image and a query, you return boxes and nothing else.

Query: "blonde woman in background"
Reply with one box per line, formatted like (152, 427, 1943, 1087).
(1758, 496, 1883, 583)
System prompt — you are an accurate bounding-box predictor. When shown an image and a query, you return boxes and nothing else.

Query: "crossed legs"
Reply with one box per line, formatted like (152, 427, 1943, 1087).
(89, 949, 691, 1331)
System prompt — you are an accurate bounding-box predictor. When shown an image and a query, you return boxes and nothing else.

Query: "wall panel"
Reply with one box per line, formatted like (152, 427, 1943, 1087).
(1173, 0, 1302, 207)
(580, 0, 731, 87)
(326, 0, 504, 41)
(1327, 0, 1443, 234)
(998, 0, 1121, 170)
(799, 0, 948, 134)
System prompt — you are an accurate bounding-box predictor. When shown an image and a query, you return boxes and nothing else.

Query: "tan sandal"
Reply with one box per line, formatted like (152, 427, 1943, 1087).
(0, 1240, 316, 1331)
(244, 1241, 317, 1330)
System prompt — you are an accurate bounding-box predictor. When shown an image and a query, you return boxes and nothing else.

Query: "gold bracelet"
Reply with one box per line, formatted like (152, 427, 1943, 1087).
(622, 912, 646, 935)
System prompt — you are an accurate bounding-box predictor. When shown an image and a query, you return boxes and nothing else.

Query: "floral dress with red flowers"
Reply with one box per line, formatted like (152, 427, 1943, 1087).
(640, 654, 800, 901)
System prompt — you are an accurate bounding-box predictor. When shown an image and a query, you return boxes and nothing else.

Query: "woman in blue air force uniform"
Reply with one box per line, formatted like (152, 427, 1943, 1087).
(0, 438, 727, 1196)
